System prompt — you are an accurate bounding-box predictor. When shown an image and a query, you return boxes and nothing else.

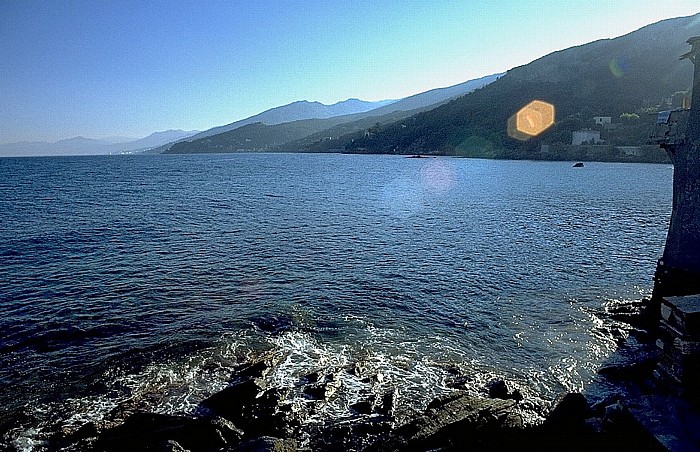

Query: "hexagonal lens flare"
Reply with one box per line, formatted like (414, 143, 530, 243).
(507, 100, 555, 140)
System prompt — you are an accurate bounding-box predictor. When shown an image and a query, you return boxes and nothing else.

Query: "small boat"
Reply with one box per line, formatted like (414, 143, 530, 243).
(573, 162, 584, 168)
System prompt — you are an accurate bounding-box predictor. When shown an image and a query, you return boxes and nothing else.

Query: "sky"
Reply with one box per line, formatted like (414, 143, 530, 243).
(1, 1, 699, 144)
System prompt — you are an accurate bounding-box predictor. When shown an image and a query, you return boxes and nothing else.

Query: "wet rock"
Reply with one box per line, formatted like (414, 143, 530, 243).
(598, 354, 658, 381)
(367, 394, 517, 451)
(95, 413, 243, 451)
(251, 314, 293, 334)
(426, 392, 465, 411)
(302, 374, 339, 400)
(235, 353, 281, 380)
(200, 378, 263, 420)
(49, 421, 99, 450)
(486, 379, 523, 401)
(149, 440, 187, 452)
(376, 389, 396, 417)
(542, 393, 590, 432)
(231, 436, 297, 452)
(446, 374, 473, 390)
(298, 371, 319, 385)
(348, 360, 369, 377)
(350, 398, 376, 415)
(308, 417, 393, 451)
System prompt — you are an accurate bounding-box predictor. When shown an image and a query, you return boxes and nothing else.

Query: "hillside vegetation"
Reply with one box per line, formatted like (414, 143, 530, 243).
(343, 14, 699, 160)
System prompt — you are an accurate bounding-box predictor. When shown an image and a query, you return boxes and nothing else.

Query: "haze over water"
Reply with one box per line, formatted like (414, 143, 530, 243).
(0, 153, 671, 449)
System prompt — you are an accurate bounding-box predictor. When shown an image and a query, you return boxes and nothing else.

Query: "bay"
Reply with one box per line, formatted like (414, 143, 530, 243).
(0, 153, 672, 448)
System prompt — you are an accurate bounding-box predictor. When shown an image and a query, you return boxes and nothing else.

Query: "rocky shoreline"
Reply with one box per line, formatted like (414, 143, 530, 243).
(49, 369, 664, 451)
(17, 299, 683, 451)
(47, 346, 667, 450)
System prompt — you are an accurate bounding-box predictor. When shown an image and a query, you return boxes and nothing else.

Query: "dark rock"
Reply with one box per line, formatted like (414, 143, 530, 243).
(49, 421, 99, 450)
(487, 379, 510, 399)
(426, 392, 466, 411)
(302, 374, 339, 400)
(501, 412, 524, 430)
(235, 357, 273, 380)
(350, 400, 375, 415)
(148, 440, 187, 452)
(231, 436, 297, 452)
(95, 413, 243, 451)
(367, 394, 516, 451)
(510, 389, 524, 402)
(542, 393, 590, 432)
(200, 378, 263, 419)
(376, 389, 396, 417)
(307, 417, 393, 451)
(598, 355, 658, 381)
(590, 394, 623, 415)
(298, 371, 319, 385)
(204, 383, 297, 439)
(486, 379, 523, 401)
(303, 385, 328, 400)
(446, 374, 473, 390)
(251, 314, 293, 334)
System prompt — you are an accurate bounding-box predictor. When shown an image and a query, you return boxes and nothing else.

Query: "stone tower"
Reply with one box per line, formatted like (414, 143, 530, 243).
(652, 36, 700, 299)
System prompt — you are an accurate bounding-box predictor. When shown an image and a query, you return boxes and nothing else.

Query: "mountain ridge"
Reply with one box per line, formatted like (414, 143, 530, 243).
(341, 13, 700, 159)
(164, 73, 503, 154)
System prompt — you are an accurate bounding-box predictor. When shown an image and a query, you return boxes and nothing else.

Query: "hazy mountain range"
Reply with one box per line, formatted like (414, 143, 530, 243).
(163, 73, 502, 154)
(4, 12, 699, 159)
(0, 130, 199, 157)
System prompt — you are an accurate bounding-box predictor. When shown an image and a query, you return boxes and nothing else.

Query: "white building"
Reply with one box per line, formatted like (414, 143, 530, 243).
(593, 116, 612, 125)
(572, 129, 602, 145)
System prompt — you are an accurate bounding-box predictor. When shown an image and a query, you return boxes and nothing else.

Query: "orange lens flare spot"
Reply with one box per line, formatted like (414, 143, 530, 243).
(508, 100, 555, 140)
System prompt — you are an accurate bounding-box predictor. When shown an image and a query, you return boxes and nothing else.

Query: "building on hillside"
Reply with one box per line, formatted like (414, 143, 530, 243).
(572, 129, 602, 145)
(593, 116, 612, 125)
(617, 146, 641, 156)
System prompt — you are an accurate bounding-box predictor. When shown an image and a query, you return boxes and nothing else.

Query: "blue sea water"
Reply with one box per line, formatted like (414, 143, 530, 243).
(0, 153, 672, 449)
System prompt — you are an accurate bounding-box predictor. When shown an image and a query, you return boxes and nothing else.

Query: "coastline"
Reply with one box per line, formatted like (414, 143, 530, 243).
(24, 300, 696, 451)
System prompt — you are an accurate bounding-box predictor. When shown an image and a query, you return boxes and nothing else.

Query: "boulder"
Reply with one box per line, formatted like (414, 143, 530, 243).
(367, 394, 517, 451)
(95, 413, 243, 451)
(231, 436, 297, 452)
(542, 393, 590, 432)
(350, 400, 375, 415)
(376, 389, 396, 417)
(200, 378, 263, 420)
(302, 373, 339, 400)
(486, 379, 524, 402)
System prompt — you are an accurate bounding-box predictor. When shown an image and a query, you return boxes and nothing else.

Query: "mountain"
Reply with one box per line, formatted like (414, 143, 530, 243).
(0, 130, 199, 157)
(119, 130, 199, 153)
(178, 98, 395, 143)
(346, 73, 503, 117)
(164, 73, 502, 154)
(343, 13, 700, 159)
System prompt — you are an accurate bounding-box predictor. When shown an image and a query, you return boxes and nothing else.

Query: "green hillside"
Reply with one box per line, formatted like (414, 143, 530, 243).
(344, 13, 700, 160)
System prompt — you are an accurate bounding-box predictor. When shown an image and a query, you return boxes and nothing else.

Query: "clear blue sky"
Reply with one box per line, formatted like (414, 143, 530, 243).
(1, 0, 698, 143)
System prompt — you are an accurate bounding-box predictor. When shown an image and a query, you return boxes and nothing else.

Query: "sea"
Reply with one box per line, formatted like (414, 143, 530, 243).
(0, 153, 672, 450)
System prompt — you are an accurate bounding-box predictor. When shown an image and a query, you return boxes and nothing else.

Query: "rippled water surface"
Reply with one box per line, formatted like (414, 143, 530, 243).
(0, 153, 672, 448)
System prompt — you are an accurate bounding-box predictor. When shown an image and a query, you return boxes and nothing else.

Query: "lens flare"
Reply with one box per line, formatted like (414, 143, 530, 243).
(608, 58, 627, 78)
(507, 100, 555, 140)
(420, 159, 455, 194)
